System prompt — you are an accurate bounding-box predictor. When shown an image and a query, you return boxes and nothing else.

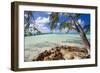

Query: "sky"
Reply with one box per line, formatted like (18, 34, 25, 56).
(24, 11, 90, 33)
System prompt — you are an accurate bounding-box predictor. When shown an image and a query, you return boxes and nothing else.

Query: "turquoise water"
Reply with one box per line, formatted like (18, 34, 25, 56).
(25, 33, 90, 49)
(24, 33, 90, 61)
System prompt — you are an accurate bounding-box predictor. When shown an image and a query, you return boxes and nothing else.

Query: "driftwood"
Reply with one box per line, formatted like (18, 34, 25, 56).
(33, 45, 90, 61)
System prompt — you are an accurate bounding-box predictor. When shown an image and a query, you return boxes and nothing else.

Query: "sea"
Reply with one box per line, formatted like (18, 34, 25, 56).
(24, 33, 90, 61)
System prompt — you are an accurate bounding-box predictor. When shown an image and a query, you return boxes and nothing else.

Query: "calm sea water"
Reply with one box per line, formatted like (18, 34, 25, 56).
(24, 33, 90, 61)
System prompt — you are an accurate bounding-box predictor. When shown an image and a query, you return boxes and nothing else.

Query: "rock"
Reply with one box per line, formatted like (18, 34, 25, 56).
(32, 45, 90, 61)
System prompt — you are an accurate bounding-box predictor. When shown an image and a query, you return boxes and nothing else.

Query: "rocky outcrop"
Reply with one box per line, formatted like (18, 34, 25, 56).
(32, 45, 90, 61)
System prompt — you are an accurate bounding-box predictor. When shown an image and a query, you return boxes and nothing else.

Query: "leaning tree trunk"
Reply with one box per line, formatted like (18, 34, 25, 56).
(79, 30, 90, 57)
(73, 20, 90, 50)
(78, 23, 90, 50)
(80, 32, 90, 49)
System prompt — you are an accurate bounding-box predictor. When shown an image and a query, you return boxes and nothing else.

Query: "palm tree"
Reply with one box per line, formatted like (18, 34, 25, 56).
(49, 12, 59, 33)
(49, 12, 90, 50)
(24, 11, 42, 36)
(24, 11, 33, 30)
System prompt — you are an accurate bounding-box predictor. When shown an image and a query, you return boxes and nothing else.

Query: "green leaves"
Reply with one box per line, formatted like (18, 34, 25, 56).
(60, 22, 73, 31)
(49, 12, 59, 30)
(75, 21, 80, 25)
(24, 11, 33, 29)
(49, 12, 82, 33)
(50, 12, 59, 23)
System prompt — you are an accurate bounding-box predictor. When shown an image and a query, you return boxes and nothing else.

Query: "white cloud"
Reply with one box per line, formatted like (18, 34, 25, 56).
(34, 16, 50, 33)
(38, 26, 50, 33)
(78, 19, 85, 25)
(57, 23, 60, 26)
(47, 12, 51, 15)
(59, 13, 63, 16)
(29, 23, 33, 27)
(35, 17, 50, 24)
(24, 14, 28, 18)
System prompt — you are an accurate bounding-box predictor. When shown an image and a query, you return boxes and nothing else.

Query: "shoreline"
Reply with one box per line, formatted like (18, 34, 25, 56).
(24, 43, 87, 62)
(32, 45, 90, 61)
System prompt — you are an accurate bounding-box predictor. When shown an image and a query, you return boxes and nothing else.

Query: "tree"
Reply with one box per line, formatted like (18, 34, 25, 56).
(49, 12, 90, 51)
(24, 11, 33, 30)
(49, 12, 59, 33)
(24, 11, 42, 36)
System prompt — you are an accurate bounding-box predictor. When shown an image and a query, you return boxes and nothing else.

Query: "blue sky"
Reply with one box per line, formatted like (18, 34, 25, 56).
(24, 11, 90, 33)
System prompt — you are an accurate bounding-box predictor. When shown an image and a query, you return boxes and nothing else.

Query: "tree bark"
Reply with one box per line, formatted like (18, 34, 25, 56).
(73, 20, 90, 50)
(77, 22, 90, 50)
(80, 32, 90, 49)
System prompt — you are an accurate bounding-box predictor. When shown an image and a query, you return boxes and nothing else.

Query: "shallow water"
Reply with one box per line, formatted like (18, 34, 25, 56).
(24, 33, 90, 61)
